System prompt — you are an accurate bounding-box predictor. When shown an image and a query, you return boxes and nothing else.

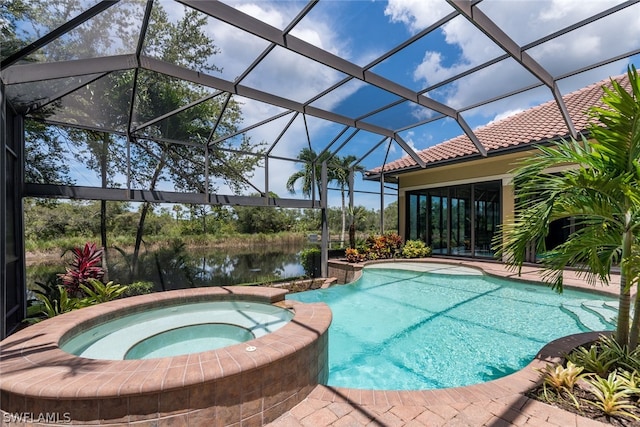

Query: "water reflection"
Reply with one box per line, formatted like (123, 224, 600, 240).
(27, 243, 314, 292)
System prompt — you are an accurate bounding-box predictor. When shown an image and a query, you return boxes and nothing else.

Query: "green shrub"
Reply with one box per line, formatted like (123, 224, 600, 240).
(300, 247, 321, 278)
(122, 281, 155, 297)
(402, 240, 432, 258)
(26, 285, 90, 323)
(79, 279, 129, 304)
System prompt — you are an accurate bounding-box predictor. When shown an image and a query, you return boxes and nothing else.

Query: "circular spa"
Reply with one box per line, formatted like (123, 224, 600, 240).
(61, 300, 294, 360)
(0, 286, 331, 426)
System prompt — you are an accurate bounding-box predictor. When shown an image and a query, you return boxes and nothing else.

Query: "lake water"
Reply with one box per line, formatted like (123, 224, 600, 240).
(27, 243, 316, 292)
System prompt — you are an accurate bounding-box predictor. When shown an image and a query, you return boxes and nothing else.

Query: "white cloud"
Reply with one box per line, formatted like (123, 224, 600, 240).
(483, 109, 523, 128)
(413, 51, 458, 86)
(386, 0, 640, 127)
(402, 131, 419, 153)
(384, 0, 452, 34)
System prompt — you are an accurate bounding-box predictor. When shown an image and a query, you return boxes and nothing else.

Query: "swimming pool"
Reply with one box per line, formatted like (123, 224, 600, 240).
(287, 263, 617, 390)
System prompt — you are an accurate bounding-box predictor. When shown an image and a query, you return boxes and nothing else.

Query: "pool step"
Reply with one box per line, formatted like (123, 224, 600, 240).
(561, 300, 617, 332)
(581, 301, 617, 327)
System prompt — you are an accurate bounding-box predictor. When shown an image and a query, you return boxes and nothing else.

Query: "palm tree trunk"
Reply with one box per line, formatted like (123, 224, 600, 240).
(340, 186, 346, 246)
(630, 287, 640, 349)
(617, 228, 633, 346)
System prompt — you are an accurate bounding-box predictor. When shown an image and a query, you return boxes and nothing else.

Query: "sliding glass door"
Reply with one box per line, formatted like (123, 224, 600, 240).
(406, 180, 501, 258)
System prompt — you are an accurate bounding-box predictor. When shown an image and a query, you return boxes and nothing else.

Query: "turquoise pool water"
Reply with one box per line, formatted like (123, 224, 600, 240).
(287, 264, 617, 390)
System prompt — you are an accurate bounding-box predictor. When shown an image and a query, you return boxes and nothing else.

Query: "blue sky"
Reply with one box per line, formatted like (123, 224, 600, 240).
(198, 0, 640, 210)
(11, 0, 640, 212)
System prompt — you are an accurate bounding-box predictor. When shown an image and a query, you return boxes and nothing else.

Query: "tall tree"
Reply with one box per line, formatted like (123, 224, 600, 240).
(494, 66, 640, 349)
(125, 5, 263, 279)
(286, 148, 334, 199)
(7, 0, 140, 259)
(332, 155, 365, 246)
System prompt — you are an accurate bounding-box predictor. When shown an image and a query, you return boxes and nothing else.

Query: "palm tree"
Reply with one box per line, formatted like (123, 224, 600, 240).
(286, 148, 333, 198)
(332, 155, 365, 246)
(494, 66, 640, 349)
(347, 205, 367, 249)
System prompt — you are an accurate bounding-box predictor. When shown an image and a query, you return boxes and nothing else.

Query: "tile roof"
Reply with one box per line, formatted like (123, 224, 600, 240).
(368, 73, 630, 175)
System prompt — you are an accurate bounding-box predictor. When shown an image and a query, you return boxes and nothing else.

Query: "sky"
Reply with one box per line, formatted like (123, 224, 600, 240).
(11, 0, 640, 212)
(198, 0, 640, 210)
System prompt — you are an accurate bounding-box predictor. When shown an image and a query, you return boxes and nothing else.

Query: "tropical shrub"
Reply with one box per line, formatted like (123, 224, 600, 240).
(26, 280, 130, 323)
(58, 242, 105, 297)
(402, 240, 432, 258)
(300, 247, 321, 278)
(365, 232, 403, 259)
(121, 281, 155, 297)
(26, 285, 90, 323)
(345, 233, 433, 262)
(345, 247, 366, 263)
(79, 279, 129, 304)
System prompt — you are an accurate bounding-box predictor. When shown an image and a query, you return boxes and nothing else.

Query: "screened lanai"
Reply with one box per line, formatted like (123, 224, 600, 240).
(2, 0, 640, 338)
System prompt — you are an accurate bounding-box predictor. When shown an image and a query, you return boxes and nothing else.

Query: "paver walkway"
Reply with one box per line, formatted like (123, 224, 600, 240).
(268, 259, 622, 426)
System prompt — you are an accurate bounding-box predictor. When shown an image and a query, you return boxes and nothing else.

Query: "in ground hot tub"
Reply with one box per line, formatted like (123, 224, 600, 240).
(61, 300, 294, 360)
(0, 286, 331, 426)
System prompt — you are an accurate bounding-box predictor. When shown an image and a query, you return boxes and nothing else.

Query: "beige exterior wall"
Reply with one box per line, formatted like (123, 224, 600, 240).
(394, 150, 535, 240)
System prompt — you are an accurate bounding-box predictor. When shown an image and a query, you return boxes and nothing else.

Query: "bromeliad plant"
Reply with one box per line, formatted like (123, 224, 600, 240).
(539, 361, 585, 409)
(584, 372, 639, 420)
(58, 242, 105, 297)
(566, 342, 619, 379)
(535, 334, 640, 422)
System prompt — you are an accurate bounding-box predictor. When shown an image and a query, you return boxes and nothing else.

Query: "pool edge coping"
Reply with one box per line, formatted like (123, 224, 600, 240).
(0, 286, 332, 400)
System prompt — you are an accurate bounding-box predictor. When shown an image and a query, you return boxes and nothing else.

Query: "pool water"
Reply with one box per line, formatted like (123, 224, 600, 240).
(287, 264, 617, 390)
(61, 301, 293, 360)
(124, 323, 255, 359)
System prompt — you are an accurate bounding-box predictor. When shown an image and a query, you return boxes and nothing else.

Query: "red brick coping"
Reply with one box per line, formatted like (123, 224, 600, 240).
(0, 286, 331, 426)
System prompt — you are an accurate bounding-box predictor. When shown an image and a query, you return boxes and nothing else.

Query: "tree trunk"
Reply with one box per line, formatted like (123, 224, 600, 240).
(630, 286, 640, 349)
(340, 186, 346, 246)
(616, 227, 633, 346)
(130, 153, 166, 282)
(130, 202, 150, 282)
(349, 222, 356, 249)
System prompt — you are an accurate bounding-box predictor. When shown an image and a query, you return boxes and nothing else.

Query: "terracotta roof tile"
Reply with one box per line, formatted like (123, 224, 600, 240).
(369, 73, 630, 175)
